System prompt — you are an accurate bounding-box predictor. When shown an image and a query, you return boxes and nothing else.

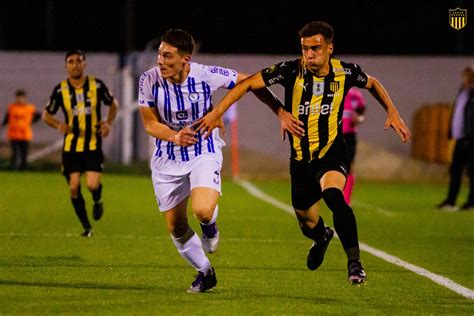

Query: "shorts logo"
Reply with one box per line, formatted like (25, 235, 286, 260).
(340, 165, 347, 174)
(313, 82, 324, 96)
(449, 8, 467, 30)
(176, 110, 188, 121)
(189, 92, 199, 102)
(213, 170, 220, 185)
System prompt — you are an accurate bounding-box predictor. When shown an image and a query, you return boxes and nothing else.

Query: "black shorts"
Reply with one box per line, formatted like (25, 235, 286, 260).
(62, 150, 104, 178)
(343, 133, 357, 163)
(290, 141, 350, 210)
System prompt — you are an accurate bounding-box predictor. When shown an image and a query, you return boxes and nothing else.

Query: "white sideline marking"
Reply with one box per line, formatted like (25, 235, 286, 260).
(236, 179, 474, 300)
(352, 199, 396, 217)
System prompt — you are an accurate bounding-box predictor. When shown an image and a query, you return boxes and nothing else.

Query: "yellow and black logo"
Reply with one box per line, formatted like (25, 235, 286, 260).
(330, 81, 339, 93)
(449, 8, 467, 30)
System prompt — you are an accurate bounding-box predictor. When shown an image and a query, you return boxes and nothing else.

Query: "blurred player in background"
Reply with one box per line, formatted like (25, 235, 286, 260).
(342, 87, 366, 205)
(42, 50, 118, 237)
(196, 21, 411, 285)
(2, 89, 40, 170)
(437, 67, 474, 211)
(137, 29, 300, 293)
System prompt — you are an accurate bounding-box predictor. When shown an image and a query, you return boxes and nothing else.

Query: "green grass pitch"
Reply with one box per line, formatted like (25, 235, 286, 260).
(0, 171, 473, 314)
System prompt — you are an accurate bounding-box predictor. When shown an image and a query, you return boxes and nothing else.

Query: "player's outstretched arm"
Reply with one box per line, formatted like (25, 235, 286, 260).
(365, 75, 412, 143)
(194, 72, 262, 135)
(249, 85, 305, 140)
(195, 72, 304, 139)
(139, 107, 196, 147)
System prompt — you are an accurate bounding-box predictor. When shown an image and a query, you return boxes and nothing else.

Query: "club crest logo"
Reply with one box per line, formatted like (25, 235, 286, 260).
(189, 92, 199, 102)
(330, 81, 340, 93)
(449, 8, 467, 30)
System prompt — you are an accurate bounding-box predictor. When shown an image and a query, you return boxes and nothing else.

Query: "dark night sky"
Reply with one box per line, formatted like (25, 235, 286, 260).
(0, 0, 473, 55)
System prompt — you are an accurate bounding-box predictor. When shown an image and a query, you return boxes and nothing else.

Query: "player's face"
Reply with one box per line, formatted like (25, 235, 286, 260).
(301, 34, 333, 73)
(157, 42, 190, 81)
(65, 54, 85, 80)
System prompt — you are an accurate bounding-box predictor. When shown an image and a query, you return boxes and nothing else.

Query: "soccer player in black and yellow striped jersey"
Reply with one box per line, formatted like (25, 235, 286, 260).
(42, 50, 118, 237)
(196, 21, 411, 285)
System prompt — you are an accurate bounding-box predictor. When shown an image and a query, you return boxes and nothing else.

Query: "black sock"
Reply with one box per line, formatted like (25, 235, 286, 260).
(299, 216, 326, 243)
(71, 193, 91, 229)
(91, 184, 102, 203)
(346, 248, 361, 264)
(322, 188, 360, 261)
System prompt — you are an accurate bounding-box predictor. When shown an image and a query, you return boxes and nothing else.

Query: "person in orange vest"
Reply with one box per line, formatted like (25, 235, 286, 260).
(2, 89, 40, 170)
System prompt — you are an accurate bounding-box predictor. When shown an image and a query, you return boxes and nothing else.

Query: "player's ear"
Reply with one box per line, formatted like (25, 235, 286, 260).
(328, 43, 334, 55)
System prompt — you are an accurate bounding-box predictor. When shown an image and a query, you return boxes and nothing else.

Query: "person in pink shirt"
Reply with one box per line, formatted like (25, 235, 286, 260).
(342, 87, 366, 205)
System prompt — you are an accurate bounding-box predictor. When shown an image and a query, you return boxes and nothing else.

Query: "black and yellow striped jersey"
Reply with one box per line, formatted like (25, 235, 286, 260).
(46, 76, 114, 153)
(261, 58, 368, 162)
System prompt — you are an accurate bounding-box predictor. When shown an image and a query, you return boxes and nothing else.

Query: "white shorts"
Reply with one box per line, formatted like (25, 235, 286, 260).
(150, 152, 223, 212)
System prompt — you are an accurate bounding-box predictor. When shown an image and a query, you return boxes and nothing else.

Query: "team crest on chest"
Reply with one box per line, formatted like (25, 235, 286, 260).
(189, 92, 200, 102)
(312, 82, 325, 96)
(330, 81, 340, 92)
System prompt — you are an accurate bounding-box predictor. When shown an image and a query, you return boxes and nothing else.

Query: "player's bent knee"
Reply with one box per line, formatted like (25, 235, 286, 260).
(322, 188, 350, 214)
(69, 184, 81, 197)
(193, 206, 216, 223)
(86, 184, 99, 192)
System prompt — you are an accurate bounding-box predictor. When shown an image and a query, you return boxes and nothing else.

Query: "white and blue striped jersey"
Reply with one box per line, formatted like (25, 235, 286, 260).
(138, 62, 238, 161)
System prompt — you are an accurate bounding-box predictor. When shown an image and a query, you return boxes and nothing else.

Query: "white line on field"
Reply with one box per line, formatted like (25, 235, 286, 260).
(236, 179, 474, 300)
(352, 199, 396, 216)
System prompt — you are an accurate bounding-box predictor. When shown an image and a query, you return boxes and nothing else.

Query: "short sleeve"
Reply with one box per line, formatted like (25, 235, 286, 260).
(261, 59, 298, 87)
(45, 84, 62, 115)
(97, 79, 114, 106)
(345, 63, 369, 89)
(138, 72, 156, 107)
(204, 65, 238, 90)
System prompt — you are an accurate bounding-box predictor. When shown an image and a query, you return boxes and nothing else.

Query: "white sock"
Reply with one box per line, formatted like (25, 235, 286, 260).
(201, 205, 218, 225)
(171, 227, 211, 273)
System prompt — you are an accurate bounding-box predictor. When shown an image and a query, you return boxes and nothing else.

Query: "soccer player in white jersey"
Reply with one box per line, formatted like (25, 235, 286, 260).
(138, 29, 304, 293)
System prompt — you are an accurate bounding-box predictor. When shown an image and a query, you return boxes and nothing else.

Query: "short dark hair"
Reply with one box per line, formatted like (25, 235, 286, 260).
(15, 89, 26, 97)
(65, 50, 86, 61)
(161, 29, 195, 55)
(298, 21, 334, 43)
